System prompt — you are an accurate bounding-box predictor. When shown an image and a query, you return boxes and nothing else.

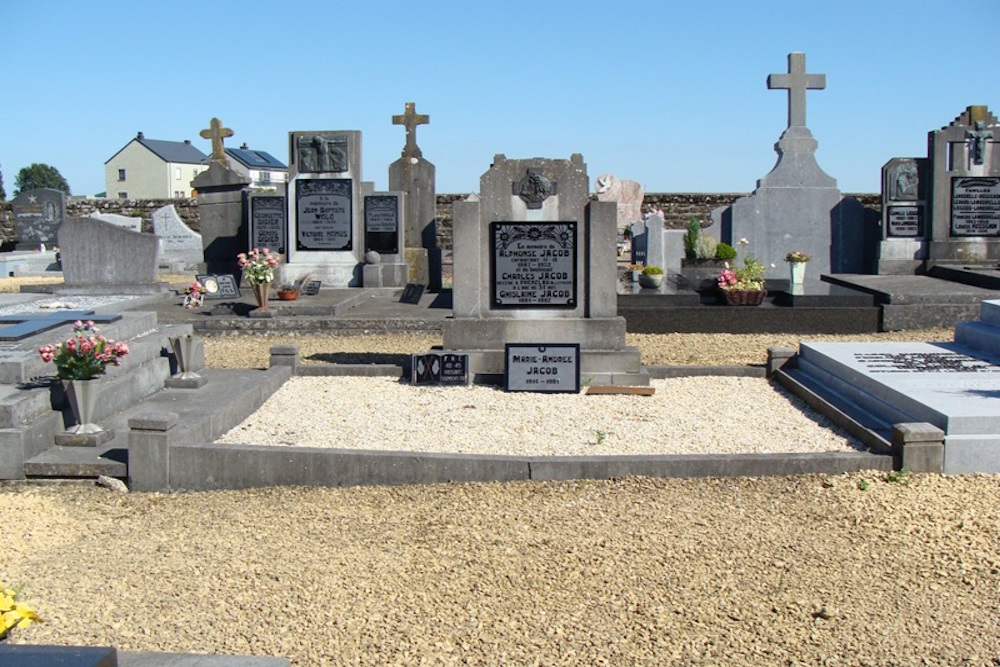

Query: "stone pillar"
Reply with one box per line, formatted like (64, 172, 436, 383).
(192, 164, 251, 276)
(128, 411, 178, 492)
(892, 422, 945, 473)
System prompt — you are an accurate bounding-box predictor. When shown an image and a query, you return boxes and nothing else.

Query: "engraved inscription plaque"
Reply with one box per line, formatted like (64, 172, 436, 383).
(250, 196, 286, 253)
(490, 222, 576, 309)
(296, 179, 352, 251)
(951, 177, 1000, 237)
(886, 205, 923, 237)
(505, 343, 581, 393)
(364, 195, 399, 254)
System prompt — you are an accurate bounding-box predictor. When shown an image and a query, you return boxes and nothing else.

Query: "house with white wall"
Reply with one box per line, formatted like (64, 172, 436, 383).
(104, 132, 208, 199)
(224, 143, 287, 191)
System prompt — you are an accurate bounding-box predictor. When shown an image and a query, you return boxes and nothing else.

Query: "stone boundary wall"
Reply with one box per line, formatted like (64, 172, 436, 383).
(0, 193, 878, 249)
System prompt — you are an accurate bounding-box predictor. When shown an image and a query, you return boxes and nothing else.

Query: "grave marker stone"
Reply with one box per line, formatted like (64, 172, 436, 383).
(196, 274, 241, 299)
(11, 188, 65, 249)
(878, 157, 929, 274)
(248, 193, 286, 254)
(286, 131, 364, 287)
(505, 343, 580, 393)
(152, 204, 203, 271)
(58, 217, 164, 294)
(400, 283, 425, 304)
(411, 352, 470, 385)
(88, 212, 142, 232)
(362, 191, 408, 287)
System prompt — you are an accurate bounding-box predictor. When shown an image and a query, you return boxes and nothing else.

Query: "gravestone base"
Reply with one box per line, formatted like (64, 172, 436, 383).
(57, 283, 168, 296)
(404, 247, 430, 285)
(164, 375, 208, 389)
(363, 262, 408, 288)
(929, 239, 1000, 265)
(878, 239, 927, 274)
(283, 261, 361, 288)
(443, 316, 648, 385)
(55, 428, 115, 447)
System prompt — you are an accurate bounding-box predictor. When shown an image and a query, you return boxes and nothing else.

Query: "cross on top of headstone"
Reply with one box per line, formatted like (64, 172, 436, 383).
(392, 102, 429, 158)
(767, 52, 826, 129)
(200, 117, 234, 165)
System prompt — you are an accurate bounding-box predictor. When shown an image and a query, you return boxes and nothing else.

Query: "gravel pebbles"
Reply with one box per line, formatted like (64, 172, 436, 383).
(217, 376, 861, 456)
(4, 475, 999, 665)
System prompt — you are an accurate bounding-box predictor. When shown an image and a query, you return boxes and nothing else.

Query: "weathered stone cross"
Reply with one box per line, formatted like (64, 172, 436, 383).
(767, 52, 826, 129)
(392, 102, 430, 158)
(200, 117, 234, 165)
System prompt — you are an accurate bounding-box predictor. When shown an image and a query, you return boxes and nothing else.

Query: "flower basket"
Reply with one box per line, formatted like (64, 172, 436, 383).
(722, 289, 767, 306)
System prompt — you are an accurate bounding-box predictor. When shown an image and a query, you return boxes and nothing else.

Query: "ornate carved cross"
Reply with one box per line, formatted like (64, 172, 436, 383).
(767, 52, 826, 128)
(392, 102, 429, 158)
(967, 121, 994, 165)
(200, 117, 234, 165)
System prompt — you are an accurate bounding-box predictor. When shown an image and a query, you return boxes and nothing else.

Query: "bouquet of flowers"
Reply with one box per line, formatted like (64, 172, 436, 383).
(785, 250, 811, 263)
(237, 247, 279, 286)
(38, 320, 130, 381)
(718, 257, 766, 291)
(183, 281, 207, 308)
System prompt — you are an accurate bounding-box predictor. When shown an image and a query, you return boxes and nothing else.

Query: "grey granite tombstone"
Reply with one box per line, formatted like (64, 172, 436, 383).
(719, 52, 868, 278)
(88, 212, 142, 232)
(631, 214, 685, 279)
(248, 193, 286, 255)
(877, 157, 930, 274)
(12, 187, 65, 249)
(441, 153, 646, 385)
(192, 117, 252, 276)
(362, 191, 408, 287)
(57, 217, 165, 294)
(926, 105, 1000, 265)
(152, 204, 203, 271)
(286, 130, 364, 287)
(389, 102, 441, 289)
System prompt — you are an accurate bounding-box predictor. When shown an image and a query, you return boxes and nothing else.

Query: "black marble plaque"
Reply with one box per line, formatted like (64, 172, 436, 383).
(365, 195, 399, 254)
(303, 280, 322, 295)
(250, 195, 286, 254)
(951, 177, 1000, 237)
(400, 283, 425, 304)
(886, 205, 924, 237)
(490, 222, 576, 309)
(505, 343, 580, 393)
(296, 179, 353, 250)
(412, 352, 470, 385)
(196, 274, 241, 299)
(12, 188, 65, 246)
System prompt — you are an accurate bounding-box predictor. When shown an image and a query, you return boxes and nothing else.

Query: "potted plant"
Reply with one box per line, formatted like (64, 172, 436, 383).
(717, 255, 767, 306)
(38, 320, 130, 435)
(237, 247, 279, 312)
(785, 250, 810, 285)
(276, 273, 314, 301)
(627, 263, 644, 282)
(639, 265, 664, 289)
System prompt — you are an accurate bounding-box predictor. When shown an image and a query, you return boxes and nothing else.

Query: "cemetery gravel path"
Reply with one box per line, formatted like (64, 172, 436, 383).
(4, 474, 1000, 665)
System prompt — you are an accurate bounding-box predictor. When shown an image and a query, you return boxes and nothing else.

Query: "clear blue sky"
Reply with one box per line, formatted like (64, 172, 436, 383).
(2, 1, 997, 197)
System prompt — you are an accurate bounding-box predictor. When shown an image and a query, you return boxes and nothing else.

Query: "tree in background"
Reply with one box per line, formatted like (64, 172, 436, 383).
(14, 163, 71, 196)
(0, 164, 5, 200)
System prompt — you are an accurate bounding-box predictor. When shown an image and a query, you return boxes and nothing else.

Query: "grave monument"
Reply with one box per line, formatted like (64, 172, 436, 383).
(877, 157, 930, 274)
(441, 154, 647, 385)
(152, 204, 203, 272)
(718, 52, 868, 278)
(362, 191, 409, 287)
(11, 188, 65, 249)
(57, 217, 165, 294)
(595, 174, 644, 233)
(388, 102, 441, 290)
(284, 130, 364, 286)
(191, 117, 252, 276)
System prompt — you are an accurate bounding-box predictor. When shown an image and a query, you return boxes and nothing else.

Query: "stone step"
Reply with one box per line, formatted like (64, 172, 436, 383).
(954, 320, 1000, 358)
(978, 299, 1000, 327)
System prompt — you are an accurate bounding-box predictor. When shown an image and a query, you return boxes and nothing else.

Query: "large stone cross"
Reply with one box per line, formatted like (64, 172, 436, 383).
(392, 102, 429, 158)
(767, 52, 826, 128)
(200, 117, 234, 165)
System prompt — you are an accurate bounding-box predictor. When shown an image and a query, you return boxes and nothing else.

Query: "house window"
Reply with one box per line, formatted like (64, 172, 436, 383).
(117, 169, 126, 181)
(259, 171, 271, 184)
(174, 190, 185, 198)
(175, 167, 182, 179)
(118, 192, 128, 199)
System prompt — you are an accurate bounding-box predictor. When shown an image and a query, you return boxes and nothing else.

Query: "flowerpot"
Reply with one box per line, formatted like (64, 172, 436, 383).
(64, 379, 105, 435)
(638, 274, 664, 289)
(251, 282, 271, 311)
(789, 262, 806, 285)
(277, 290, 299, 301)
(721, 289, 767, 306)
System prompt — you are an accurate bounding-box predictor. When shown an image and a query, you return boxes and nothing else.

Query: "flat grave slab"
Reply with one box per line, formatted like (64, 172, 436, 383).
(798, 340, 1000, 473)
(823, 274, 1000, 305)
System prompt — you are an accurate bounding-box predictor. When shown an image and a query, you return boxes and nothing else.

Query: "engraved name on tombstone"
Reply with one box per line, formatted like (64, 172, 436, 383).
(505, 343, 581, 393)
(950, 177, 1000, 237)
(490, 222, 577, 309)
(249, 194, 286, 254)
(296, 179, 353, 251)
(365, 194, 400, 255)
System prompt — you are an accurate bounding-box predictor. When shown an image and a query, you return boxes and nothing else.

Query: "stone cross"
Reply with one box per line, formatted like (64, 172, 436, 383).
(200, 117, 234, 165)
(767, 52, 826, 128)
(392, 102, 429, 159)
(966, 121, 994, 165)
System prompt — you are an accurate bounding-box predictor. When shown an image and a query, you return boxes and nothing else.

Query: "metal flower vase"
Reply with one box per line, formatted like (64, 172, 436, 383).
(64, 379, 104, 436)
(790, 261, 806, 286)
(171, 335, 201, 380)
(252, 282, 271, 312)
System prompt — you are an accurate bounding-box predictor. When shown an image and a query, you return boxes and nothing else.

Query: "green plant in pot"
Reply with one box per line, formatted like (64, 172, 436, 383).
(639, 265, 664, 289)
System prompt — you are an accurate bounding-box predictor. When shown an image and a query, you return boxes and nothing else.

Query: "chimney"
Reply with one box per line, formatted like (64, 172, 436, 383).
(137, 131, 145, 140)
(184, 140, 191, 145)
(240, 142, 249, 150)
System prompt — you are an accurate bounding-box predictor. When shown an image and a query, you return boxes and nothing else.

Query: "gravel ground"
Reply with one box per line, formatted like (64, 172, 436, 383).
(4, 475, 999, 665)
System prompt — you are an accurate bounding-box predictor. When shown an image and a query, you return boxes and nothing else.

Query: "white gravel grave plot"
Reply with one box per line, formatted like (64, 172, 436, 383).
(217, 376, 864, 456)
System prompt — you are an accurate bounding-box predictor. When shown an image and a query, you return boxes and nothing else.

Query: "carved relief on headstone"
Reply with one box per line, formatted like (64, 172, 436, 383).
(890, 161, 920, 201)
(513, 169, 557, 209)
(594, 174, 645, 232)
(297, 135, 348, 173)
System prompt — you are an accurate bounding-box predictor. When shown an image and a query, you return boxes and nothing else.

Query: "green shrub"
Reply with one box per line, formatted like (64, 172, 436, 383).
(715, 243, 736, 261)
(695, 234, 717, 260)
(684, 220, 700, 259)
(642, 265, 664, 275)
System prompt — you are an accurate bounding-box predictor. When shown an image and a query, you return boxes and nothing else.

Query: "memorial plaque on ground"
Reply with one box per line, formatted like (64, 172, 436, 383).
(364, 194, 400, 254)
(296, 179, 352, 251)
(951, 177, 1000, 236)
(887, 206, 924, 237)
(196, 274, 241, 299)
(400, 283, 425, 304)
(490, 222, 577, 309)
(250, 194, 286, 254)
(412, 352, 470, 385)
(505, 343, 580, 393)
(303, 280, 321, 295)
